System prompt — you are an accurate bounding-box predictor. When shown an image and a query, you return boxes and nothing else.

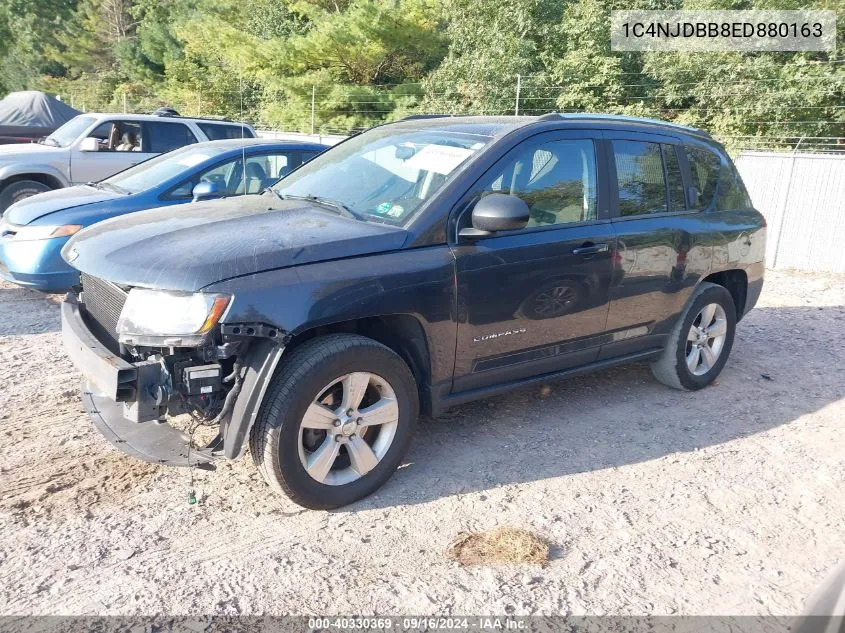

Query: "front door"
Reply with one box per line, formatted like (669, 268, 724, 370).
(69, 120, 155, 183)
(451, 131, 617, 393)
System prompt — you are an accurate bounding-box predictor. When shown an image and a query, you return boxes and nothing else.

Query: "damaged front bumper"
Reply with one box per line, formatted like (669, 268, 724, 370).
(80, 387, 218, 468)
(61, 292, 284, 468)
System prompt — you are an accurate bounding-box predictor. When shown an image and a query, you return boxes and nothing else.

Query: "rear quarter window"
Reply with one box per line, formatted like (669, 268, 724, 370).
(716, 160, 752, 211)
(198, 123, 256, 140)
(686, 145, 751, 211)
(685, 146, 721, 210)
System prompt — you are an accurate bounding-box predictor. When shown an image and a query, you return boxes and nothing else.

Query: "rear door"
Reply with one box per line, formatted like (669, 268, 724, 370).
(451, 130, 617, 393)
(599, 131, 714, 360)
(143, 121, 198, 154)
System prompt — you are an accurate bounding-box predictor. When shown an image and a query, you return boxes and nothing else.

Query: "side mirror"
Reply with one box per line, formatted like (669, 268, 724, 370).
(460, 193, 530, 238)
(78, 137, 99, 152)
(192, 180, 224, 202)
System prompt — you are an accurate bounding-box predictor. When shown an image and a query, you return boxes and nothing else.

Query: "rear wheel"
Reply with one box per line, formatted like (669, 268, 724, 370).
(0, 179, 52, 214)
(650, 282, 736, 391)
(250, 334, 418, 509)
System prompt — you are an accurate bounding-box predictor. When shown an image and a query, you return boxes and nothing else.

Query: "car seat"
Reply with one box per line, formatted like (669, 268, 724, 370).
(244, 162, 268, 194)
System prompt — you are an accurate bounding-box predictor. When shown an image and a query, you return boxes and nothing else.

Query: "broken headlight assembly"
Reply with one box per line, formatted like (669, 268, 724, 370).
(116, 288, 231, 347)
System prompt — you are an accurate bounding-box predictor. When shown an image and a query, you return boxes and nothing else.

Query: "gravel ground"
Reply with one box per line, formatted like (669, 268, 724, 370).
(0, 269, 843, 616)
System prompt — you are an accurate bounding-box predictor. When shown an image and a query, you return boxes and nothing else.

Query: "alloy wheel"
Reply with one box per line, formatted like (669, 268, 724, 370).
(297, 372, 399, 486)
(685, 302, 728, 376)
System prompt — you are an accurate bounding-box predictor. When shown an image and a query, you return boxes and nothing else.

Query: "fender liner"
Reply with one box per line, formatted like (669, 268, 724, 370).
(221, 339, 285, 459)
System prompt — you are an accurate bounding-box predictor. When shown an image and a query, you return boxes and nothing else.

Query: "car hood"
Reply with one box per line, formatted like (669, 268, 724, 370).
(0, 142, 64, 162)
(5, 185, 120, 225)
(63, 194, 409, 292)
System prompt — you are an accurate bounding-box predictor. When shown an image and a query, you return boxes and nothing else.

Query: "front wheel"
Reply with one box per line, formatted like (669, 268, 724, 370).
(250, 334, 418, 509)
(650, 282, 737, 391)
(0, 179, 52, 213)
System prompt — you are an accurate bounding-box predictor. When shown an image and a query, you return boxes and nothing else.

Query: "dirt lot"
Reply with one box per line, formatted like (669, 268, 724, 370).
(0, 270, 843, 616)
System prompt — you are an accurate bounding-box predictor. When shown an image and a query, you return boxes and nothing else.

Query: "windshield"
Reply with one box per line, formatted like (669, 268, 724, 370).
(44, 116, 96, 148)
(273, 127, 491, 224)
(104, 144, 230, 194)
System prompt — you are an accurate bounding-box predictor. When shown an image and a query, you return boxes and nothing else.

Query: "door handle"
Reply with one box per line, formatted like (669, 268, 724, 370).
(572, 242, 609, 256)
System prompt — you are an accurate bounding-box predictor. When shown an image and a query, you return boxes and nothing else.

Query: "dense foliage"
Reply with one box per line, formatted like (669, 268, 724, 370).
(0, 0, 842, 147)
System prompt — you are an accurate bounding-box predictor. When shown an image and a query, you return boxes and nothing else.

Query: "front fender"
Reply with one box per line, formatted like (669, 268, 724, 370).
(205, 247, 458, 455)
(204, 247, 457, 385)
(0, 163, 70, 188)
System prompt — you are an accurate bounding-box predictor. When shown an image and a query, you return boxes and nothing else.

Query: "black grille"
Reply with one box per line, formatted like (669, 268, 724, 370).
(80, 273, 127, 338)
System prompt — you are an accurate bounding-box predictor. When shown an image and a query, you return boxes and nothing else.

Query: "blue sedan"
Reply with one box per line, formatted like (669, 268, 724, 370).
(0, 138, 329, 292)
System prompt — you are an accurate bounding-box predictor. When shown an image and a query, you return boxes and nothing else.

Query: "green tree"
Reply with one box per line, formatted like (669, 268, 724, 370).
(0, 0, 77, 91)
(422, 0, 563, 115)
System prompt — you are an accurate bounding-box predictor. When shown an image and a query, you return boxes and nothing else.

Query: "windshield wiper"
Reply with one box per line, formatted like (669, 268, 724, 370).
(84, 181, 127, 195)
(274, 192, 364, 221)
(100, 181, 129, 195)
(40, 137, 60, 147)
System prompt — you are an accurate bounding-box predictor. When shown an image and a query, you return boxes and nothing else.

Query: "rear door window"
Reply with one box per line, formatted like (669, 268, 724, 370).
(197, 123, 256, 140)
(612, 140, 668, 216)
(612, 140, 690, 216)
(145, 122, 198, 153)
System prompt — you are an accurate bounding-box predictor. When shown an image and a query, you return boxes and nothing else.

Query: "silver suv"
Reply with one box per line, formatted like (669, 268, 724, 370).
(0, 112, 257, 213)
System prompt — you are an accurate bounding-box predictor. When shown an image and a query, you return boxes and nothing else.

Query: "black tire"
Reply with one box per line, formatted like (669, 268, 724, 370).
(250, 334, 419, 509)
(0, 179, 52, 214)
(650, 282, 737, 391)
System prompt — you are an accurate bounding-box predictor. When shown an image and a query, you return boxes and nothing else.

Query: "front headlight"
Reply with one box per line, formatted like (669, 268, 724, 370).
(10, 224, 82, 241)
(116, 288, 231, 347)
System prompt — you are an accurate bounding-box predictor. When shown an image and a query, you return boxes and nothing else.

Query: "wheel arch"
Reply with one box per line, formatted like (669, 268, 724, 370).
(0, 169, 66, 191)
(700, 269, 749, 320)
(283, 314, 434, 414)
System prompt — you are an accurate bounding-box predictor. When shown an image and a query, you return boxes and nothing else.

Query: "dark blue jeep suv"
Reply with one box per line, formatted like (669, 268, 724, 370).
(60, 113, 765, 509)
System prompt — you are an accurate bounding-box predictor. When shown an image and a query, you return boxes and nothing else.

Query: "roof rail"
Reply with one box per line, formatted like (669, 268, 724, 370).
(536, 112, 712, 138)
(401, 114, 457, 121)
(198, 115, 235, 123)
(149, 108, 238, 124)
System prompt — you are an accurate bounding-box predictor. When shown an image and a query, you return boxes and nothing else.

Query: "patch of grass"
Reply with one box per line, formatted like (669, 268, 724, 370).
(447, 527, 549, 566)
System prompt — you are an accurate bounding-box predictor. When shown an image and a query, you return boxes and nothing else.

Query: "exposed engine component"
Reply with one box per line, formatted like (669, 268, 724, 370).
(183, 364, 222, 396)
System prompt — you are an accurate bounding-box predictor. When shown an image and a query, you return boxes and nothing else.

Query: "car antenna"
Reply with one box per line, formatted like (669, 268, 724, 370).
(240, 67, 247, 194)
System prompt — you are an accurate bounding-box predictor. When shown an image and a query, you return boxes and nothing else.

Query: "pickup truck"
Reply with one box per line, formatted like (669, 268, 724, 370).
(0, 112, 256, 213)
(60, 113, 765, 509)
